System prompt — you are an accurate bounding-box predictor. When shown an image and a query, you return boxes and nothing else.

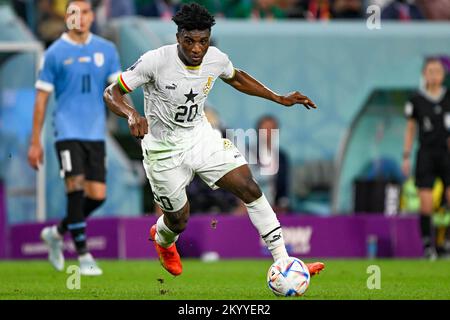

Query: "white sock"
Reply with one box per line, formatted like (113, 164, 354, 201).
(51, 225, 63, 240)
(245, 194, 289, 261)
(78, 252, 93, 261)
(156, 215, 179, 248)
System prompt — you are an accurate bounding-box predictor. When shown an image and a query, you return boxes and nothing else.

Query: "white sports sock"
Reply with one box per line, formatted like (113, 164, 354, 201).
(245, 194, 289, 261)
(156, 215, 179, 248)
(78, 252, 93, 261)
(51, 225, 63, 240)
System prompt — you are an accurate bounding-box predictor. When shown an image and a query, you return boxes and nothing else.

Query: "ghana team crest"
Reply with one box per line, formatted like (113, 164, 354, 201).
(203, 76, 213, 95)
(223, 139, 233, 150)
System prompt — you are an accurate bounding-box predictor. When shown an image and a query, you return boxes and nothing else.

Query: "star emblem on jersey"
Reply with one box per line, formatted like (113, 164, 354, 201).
(184, 89, 198, 104)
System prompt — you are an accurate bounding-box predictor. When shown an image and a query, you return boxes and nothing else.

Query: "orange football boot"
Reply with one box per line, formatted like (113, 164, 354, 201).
(149, 224, 182, 276)
(306, 262, 325, 276)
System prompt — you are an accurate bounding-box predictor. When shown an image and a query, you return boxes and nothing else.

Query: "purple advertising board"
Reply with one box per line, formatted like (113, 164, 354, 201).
(176, 215, 423, 259)
(7, 214, 423, 260)
(0, 182, 6, 258)
(9, 218, 121, 259)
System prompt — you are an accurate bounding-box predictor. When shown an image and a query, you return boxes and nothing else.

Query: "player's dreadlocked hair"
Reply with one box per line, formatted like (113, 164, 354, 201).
(172, 3, 216, 33)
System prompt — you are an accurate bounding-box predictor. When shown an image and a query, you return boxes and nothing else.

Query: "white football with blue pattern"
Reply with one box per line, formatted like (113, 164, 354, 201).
(267, 257, 310, 297)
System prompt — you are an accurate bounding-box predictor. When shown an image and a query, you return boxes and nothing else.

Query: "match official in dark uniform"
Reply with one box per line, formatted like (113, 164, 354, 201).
(402, 57, 450, 260)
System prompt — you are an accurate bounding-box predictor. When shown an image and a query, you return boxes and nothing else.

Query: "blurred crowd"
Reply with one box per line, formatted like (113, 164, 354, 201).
(6, 0, 450, 46)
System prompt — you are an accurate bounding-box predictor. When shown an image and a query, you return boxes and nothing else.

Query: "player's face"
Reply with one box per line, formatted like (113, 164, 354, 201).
(66, 1, 94, 34)
(423, 61, 445, 88)
(177, 29, 210, 66)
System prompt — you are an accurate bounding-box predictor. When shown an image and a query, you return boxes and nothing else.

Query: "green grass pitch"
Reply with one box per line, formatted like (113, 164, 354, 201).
(0, 259, 449, 300)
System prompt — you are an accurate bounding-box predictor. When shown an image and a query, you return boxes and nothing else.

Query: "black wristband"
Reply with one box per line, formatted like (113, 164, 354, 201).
(403, 152, 410, 159)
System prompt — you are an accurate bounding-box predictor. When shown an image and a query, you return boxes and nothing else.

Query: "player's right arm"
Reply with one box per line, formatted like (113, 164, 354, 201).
(28, 51, 57, 170)
(28, 90, 51, 170)
(104, 51, 157, 139)
(402, 101, 417, 177)
(103, 83, 148, 139)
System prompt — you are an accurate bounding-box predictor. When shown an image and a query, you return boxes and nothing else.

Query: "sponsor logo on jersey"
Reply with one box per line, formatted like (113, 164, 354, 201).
(63, 58, 74, 65)
(94, 52, 104, 67)
(79, 56, 92, 63)
(165, 83, 177, 90)
(203, 76, 213, 95)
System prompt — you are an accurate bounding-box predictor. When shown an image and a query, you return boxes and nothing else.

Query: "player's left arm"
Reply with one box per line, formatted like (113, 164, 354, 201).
(222, 69, 317, 110)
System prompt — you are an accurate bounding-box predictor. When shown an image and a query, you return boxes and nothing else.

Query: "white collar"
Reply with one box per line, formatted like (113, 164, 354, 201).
(419, 86, 447, 104)
(61, 32, 93, 46)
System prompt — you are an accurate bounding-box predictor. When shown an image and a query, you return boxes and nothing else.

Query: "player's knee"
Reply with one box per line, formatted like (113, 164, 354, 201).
(84, 179, 106, 197)
(65, 175, 85, 193)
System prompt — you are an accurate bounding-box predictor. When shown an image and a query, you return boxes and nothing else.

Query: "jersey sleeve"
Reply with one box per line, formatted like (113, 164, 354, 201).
(219, 53, 235, 80)
(117, 50, 157, 93)
(35, 51, 57, 92)
(404, 100, 417, 119)
(107, 45, 122, 84)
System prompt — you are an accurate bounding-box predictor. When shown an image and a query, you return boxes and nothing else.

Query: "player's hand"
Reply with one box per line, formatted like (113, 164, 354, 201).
(277, 92, 317, 110)
(128, 111, 148, 139)
(28, 143, 43, 170)
(401, 158, 411, 178)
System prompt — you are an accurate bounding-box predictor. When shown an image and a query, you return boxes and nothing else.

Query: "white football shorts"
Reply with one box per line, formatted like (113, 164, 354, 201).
(142, 130, 247, 212)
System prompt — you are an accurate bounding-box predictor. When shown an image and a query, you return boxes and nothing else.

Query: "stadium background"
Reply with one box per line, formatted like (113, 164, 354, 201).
(1, 0, 450, 263)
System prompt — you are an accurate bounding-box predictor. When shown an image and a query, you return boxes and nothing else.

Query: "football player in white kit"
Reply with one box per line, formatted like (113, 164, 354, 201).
(104, 3, 324, 277)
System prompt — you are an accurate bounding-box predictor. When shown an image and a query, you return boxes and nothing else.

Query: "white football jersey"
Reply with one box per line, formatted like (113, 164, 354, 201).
(119, 44, 235, 161)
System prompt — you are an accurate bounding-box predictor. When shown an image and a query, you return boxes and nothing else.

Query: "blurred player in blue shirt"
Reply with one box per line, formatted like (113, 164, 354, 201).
(28, 0, 121, 276)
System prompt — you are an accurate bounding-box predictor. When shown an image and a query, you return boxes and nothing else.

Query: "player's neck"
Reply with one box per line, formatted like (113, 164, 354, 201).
(176, 45, 198, 68)
(66, 30, 91, 44)
(426, 85, 443, 97)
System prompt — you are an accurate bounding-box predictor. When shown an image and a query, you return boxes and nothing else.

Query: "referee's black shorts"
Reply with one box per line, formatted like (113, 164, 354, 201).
(415, 147, 450, 189)
(55, 140, 106, 183)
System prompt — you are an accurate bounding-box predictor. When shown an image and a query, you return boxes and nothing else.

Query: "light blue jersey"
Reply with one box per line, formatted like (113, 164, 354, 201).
(36, 33, 121, 142)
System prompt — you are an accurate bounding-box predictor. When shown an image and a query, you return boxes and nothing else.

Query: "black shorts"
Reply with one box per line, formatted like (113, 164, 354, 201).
(415, 147, 450, 189)
(55, 140, 106, 182)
